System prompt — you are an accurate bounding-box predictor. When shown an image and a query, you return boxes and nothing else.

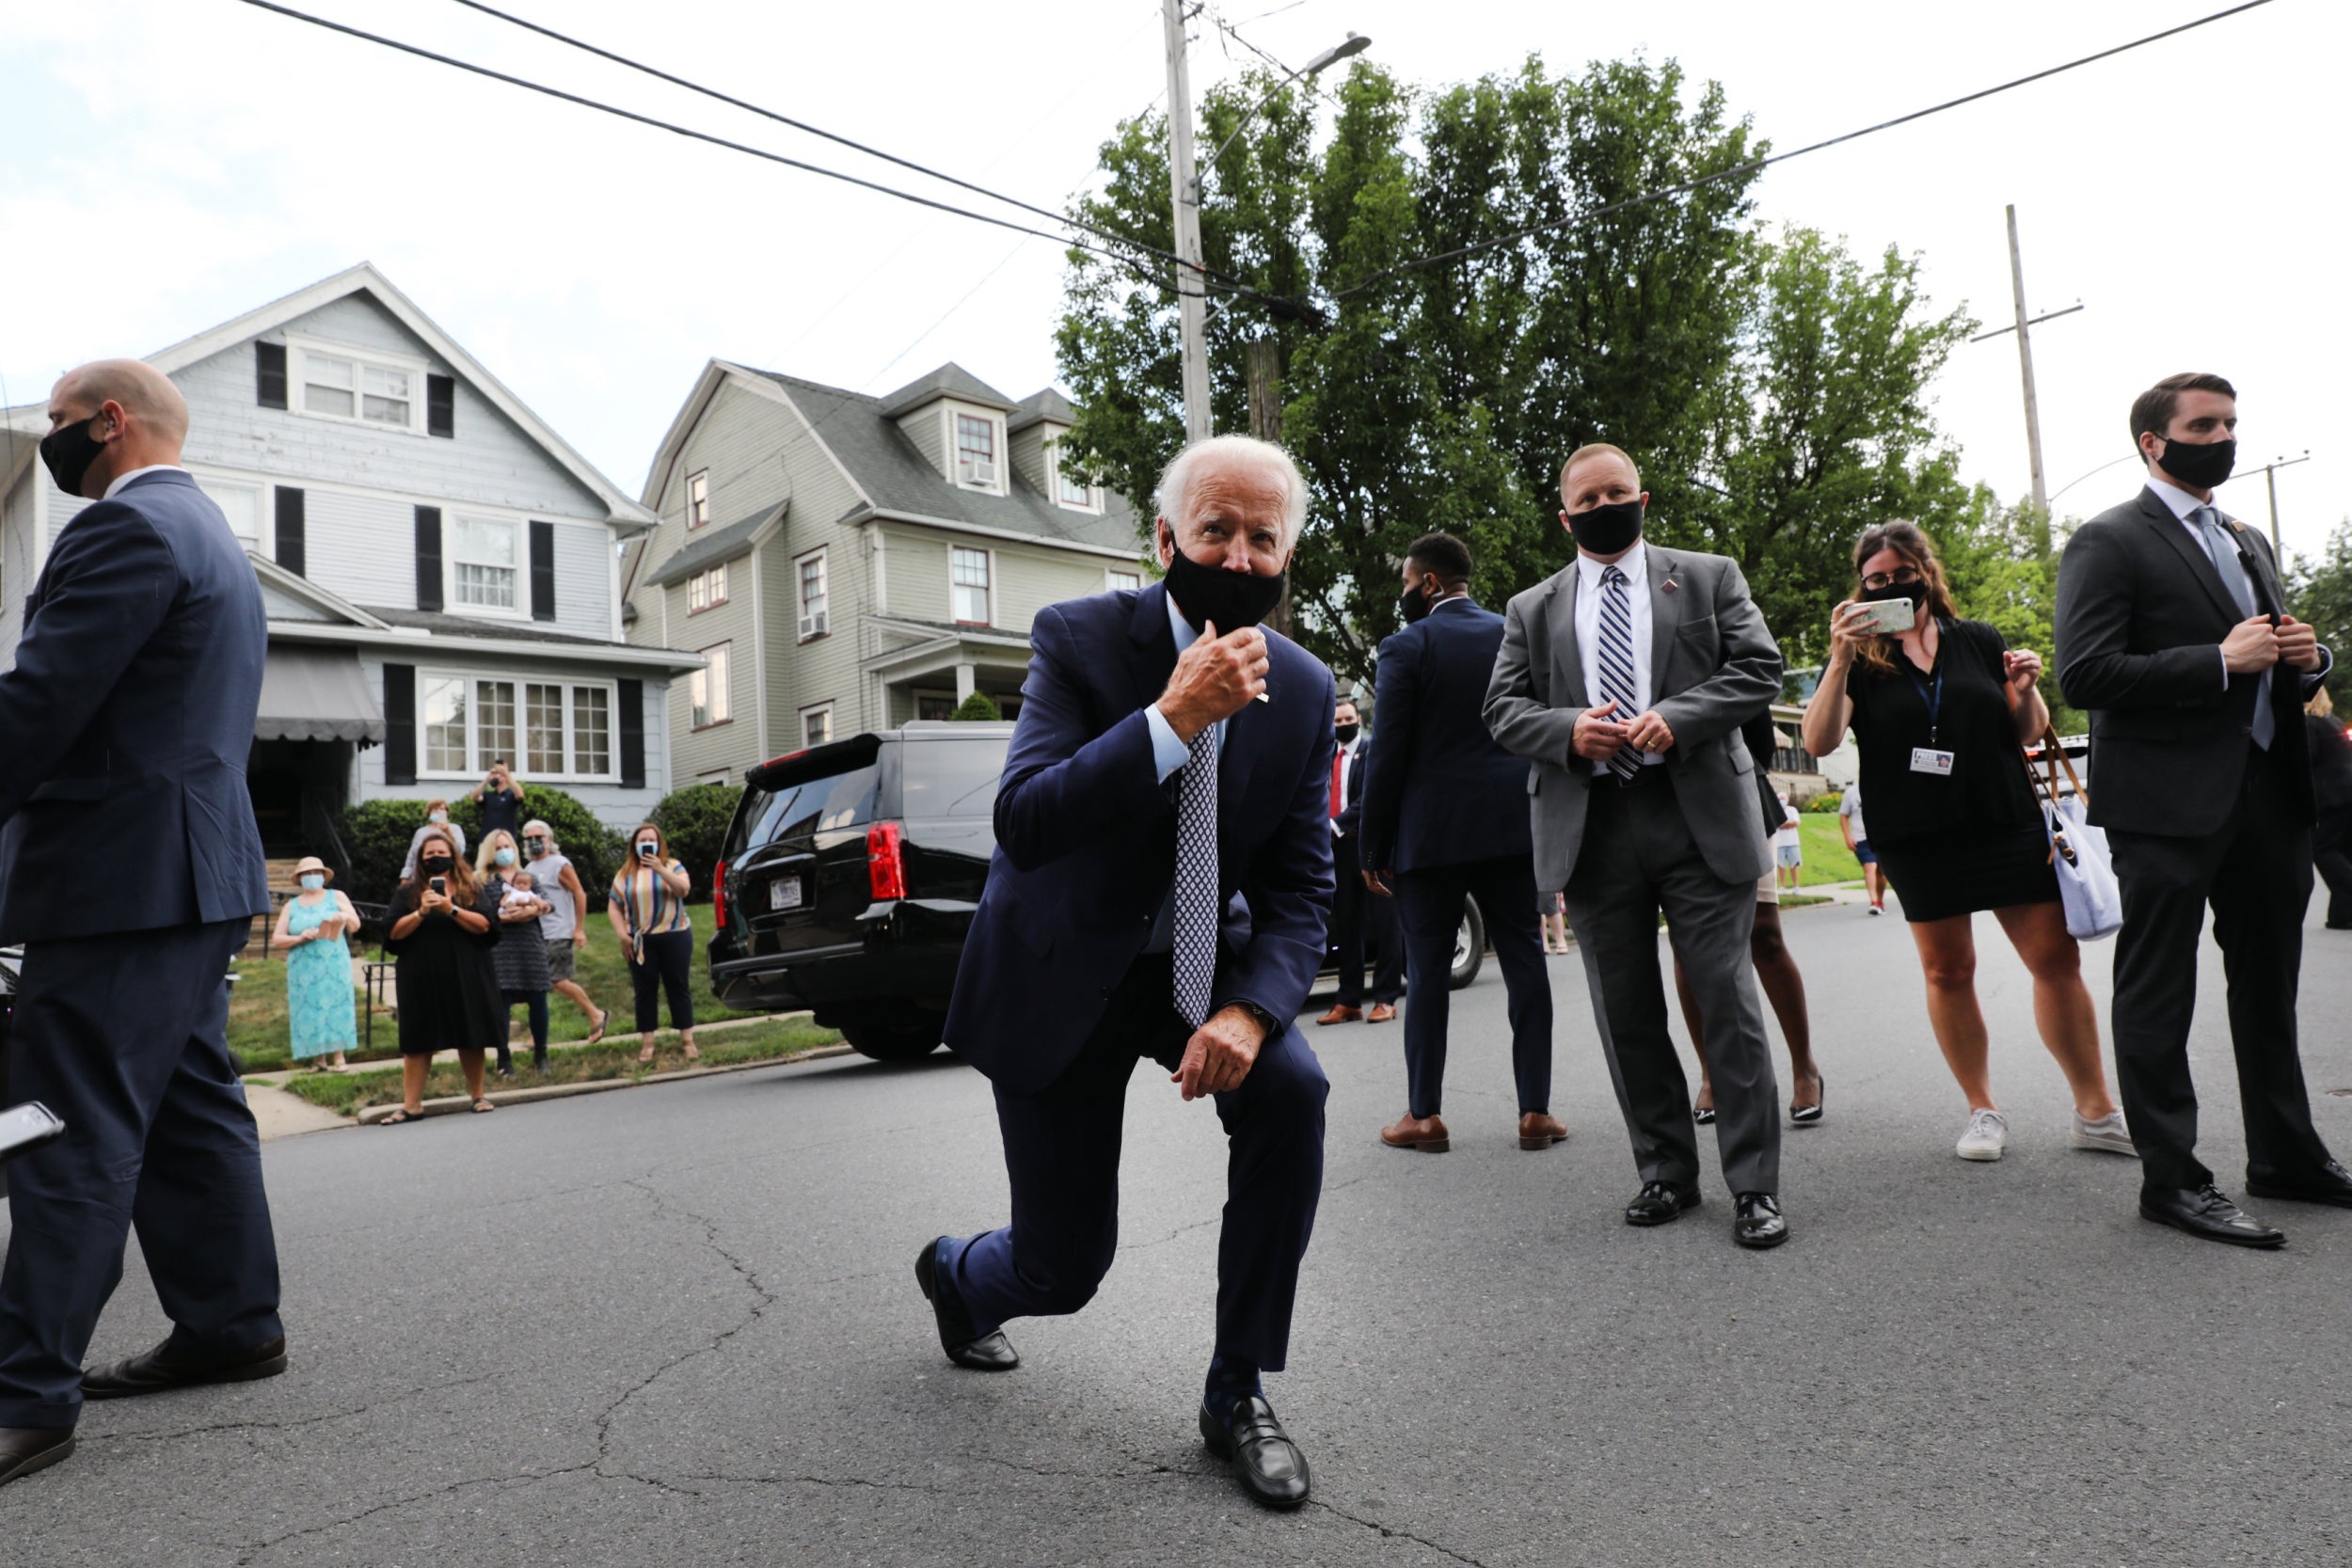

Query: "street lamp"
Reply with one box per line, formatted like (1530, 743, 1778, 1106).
(1197, 33, 1372, 191)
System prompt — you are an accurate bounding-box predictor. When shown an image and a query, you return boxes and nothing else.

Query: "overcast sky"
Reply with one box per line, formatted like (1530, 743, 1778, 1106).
(5, 0, 2344, 560)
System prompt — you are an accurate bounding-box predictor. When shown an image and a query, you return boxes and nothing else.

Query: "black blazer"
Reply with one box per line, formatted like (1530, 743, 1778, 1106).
(0, 470, 272, 942)
(1333, 736, 1370, 838)
(2055, 485, 2324, 835)
(1359, 598, 1534, 873)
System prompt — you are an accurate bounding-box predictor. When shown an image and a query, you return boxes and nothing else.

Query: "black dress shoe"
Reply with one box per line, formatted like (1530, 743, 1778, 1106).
(0, 1426, 74, 1487)
(1624, 1180, 1702, 1227)
(1200, 1393, 1311, 1509)
(914, 1239, 1019, 1371)
(2139, 1184, 2285, 1248)
(2246, 1159, 2352, 1210)
(1734, 1192, 1789, 1249)
(83, 1334, 287, 1400)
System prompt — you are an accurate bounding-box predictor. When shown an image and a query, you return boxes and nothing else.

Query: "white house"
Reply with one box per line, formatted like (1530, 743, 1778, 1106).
(0, 263, 705, 865)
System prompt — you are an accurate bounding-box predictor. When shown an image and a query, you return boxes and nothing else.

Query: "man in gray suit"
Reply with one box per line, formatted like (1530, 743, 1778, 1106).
(1485, 443, 1788, 1248)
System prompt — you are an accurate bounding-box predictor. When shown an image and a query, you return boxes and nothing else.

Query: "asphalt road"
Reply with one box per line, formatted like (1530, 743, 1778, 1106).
(8, 895, 2352, 1568)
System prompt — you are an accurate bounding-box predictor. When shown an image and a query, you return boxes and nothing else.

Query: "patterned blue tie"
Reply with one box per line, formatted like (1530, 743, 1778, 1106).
(1171, 723, 1219, 1027)
(2192, 506, 2274, 751)
(1597, 565, 1642, 781)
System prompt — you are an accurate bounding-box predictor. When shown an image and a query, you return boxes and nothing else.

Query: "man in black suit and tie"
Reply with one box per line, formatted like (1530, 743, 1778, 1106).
(1317, 697, 1399, 1025)
(2055, 372, 2345, 1247)
(0, 361, 282, 1486)
(1359, 533, 1564, 1155)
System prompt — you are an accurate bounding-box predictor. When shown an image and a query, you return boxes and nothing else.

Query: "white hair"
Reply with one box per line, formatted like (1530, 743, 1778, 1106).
(1153, 435, 1309, 548)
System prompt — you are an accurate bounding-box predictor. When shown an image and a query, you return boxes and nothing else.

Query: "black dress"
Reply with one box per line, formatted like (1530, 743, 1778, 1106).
(385, 881, 507, 1055)
(1844, 617, 2057, 923)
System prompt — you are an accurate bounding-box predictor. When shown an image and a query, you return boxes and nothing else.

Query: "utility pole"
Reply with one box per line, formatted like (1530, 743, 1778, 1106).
(1972, 206, 2082, 544)
(2226, 451, 2312, 557)
(1162, 0, 1212, 445)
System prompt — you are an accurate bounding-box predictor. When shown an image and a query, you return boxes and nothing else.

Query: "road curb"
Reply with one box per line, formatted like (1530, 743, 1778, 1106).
(353, 1042, 857, 1124)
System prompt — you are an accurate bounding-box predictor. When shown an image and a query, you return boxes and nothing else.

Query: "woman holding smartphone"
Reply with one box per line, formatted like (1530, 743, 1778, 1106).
(609, 822, 699, 1066)
(380, 825, 504, 1123)
(1801, 521, 2129, 1163)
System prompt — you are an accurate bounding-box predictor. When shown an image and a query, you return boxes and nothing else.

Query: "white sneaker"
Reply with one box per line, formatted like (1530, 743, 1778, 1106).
(1956, 1108, 2009, 1162)
(2070, 1110, 2138, 1157)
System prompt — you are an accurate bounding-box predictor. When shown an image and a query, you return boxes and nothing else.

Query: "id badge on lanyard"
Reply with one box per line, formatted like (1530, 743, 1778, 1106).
(1906, 657, 1955, 776)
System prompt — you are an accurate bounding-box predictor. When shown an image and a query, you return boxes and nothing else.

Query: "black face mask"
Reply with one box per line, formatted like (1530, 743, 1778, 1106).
(39, 416, 106, 498)
(2155, 435, 2236, 490)
(1334, 721, 1360, 745)
(1567, 498, 1645, 557)
(421, 858, 452, 878)
(1858, 579, 1929, 616)
(1161, 535, 1286, 632)
(1398, 582, 1433, 625)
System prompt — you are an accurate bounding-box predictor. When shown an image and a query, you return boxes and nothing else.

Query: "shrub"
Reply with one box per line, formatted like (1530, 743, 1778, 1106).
(651, 782, 744, 900)
(338, 786, 624, 911)
(949, 690, 1001, 721)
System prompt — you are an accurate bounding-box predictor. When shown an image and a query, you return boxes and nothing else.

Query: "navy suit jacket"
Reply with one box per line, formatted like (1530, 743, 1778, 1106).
(944, 583, 1337, 1096)
(0, 469, 271, 942)
(1359, 598, 1534, 874)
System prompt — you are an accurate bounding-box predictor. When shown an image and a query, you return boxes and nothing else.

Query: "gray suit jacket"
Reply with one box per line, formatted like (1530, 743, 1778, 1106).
(1483, 544, 1783, 889)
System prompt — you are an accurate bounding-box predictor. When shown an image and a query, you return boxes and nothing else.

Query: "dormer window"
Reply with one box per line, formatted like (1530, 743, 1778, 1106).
(1046, 436, 1101, 512)
(955, 415, 999, 488)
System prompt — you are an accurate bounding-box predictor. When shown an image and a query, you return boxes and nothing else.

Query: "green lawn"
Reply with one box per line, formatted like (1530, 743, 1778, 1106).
(1791, 814, 1864, 887)
(229, 903, 755, 1072)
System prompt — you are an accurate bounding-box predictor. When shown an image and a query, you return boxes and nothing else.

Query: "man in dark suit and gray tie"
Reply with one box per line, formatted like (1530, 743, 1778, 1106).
(1359, 532, 1562, 1154)
(2055, 372, 2345, 1247)
(0, 361, 282, 1487)
(1486, 445, 1788, 1248)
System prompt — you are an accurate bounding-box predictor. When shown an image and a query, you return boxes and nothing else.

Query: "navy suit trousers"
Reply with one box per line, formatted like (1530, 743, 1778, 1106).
(945, 955, 1327, 1371)
(0, 920, 283, 1428)
(1396, 856, 1553, 1117)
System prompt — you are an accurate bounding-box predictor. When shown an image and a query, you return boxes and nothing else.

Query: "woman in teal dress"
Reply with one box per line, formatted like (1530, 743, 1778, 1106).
(271, 855, 358, 1070)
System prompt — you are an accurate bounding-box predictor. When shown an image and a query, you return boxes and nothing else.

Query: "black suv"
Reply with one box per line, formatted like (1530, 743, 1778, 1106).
(708, 722, 1483, 1062)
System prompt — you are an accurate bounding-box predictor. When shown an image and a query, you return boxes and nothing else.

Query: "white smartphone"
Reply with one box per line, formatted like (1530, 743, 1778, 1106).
(1851, 597, 1916, 636)
(0, 1101, 65, 1163)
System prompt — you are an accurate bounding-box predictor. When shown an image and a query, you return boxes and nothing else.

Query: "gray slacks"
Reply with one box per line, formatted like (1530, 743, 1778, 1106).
(1565, 772, 1780, 1196)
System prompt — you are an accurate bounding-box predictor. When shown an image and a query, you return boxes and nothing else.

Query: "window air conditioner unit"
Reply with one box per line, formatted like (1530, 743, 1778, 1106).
(961, 458, 997, 486)
(800, 609, 829, 639)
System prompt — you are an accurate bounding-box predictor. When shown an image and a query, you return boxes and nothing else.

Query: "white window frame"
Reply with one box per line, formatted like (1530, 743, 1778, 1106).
(283, 332, 429, 436)
(187, 468, 267, 550)
(914, 689, 958, 722)
(797, 546, 830, 641)
(1045, 436, 1103, 514)
(801, 702, 834, 748)
(446, 513, 528, 620)
(944, 403, 1008, 494)
(691, 641, 733, 730)
(687, 562, 729, 615)
(1104, 568, 1141, 594)
(415, 669, 619, 784)
(686, 468, 711, 530)
(949, 546, 993, 626)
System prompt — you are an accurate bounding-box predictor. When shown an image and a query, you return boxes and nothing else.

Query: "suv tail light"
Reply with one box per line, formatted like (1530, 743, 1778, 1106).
(866, 822, 906, 900)
(712, 859, 729, 930)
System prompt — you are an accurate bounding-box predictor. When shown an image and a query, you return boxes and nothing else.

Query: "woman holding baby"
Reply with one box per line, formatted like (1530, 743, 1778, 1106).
(477, 829, 556, 1077)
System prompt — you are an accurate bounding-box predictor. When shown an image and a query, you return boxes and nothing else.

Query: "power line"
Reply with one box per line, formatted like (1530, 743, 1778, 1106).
(1331, 0, 2277, 301)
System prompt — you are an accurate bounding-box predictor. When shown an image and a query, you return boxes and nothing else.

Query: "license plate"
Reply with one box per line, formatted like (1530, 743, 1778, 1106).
(770, 876, 803, 911)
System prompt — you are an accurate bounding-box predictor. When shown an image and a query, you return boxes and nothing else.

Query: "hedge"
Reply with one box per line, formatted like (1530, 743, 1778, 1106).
(650, 783, 743, 902)
(338, 786, 625, 910)
(949, 690, 1001, 721)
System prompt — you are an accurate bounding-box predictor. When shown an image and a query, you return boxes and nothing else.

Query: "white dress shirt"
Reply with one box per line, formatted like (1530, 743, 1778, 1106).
(1571, 542, 1662, 772)
(1144, 594, 1232, 781)
(103, 464, 183, 499)
(2143, 477, 2318, 691)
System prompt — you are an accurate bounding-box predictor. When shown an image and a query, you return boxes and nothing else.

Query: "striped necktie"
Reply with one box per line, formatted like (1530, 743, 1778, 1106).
(1597, 564, 1642, 780)
(1171, 724, 1219, 1027)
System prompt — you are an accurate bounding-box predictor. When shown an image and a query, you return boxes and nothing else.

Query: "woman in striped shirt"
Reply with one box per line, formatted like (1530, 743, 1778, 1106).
(608, 822, 700, 1065)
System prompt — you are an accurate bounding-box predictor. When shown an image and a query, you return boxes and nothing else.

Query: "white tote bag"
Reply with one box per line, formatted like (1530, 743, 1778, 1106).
(2027, 732, 2122, 942)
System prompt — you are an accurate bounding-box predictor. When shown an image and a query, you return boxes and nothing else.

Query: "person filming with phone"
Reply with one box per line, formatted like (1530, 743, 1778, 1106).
(379, 825, 505, 1124)
(607, 823, 697, 1066)
(1802, 521, 2126, 1165)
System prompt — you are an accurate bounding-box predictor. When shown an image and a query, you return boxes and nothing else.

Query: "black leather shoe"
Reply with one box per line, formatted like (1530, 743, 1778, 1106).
(2139, 1184, 2285, 1248)
(1734, 1192, 1789, 1249)
(1200, 1393, 1311, 1509)
(2246, 1159, 2352, 1210)
(1624, 1181, 1701, 1227)
(914, 1239, 1019, 1371)
(0, 1426, 74, 1487)
(83, 1334, 287, 1400)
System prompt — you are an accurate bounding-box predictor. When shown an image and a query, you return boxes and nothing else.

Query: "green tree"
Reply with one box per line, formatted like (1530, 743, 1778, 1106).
(2289, 519, 2352, 706)
(949, 690, 1002, 721)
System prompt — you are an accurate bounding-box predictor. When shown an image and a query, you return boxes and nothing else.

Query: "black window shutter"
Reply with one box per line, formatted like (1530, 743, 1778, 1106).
(426, 374, 454, 437)
(256, 342, 288, 409)
(529, 520, 556, 622)
(274, 486, 307, 577)
(414, 506, 443, 611)
(618, 678, 645, 789)
(383, 663, 417, 786)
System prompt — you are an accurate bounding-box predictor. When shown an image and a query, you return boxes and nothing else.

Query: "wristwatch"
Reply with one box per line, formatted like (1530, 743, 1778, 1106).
(1232, 1000, 1282, 1041)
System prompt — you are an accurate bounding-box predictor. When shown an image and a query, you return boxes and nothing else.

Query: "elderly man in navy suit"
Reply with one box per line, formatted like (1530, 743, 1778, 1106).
(919, 435, 1335, 1510)
(0, 361, 281, 1487)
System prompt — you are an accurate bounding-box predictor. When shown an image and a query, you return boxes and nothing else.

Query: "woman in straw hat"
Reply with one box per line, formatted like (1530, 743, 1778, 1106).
(270, 854, 358, 1071)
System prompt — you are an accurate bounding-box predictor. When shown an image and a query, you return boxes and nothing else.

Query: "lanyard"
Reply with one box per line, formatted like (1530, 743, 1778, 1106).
(1903, 660, 1945, 746)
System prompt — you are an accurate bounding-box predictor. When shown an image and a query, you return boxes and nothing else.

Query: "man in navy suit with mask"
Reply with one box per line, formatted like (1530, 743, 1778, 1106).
(919, 436, 1335, 1510)
(0, 360, 281, 1487)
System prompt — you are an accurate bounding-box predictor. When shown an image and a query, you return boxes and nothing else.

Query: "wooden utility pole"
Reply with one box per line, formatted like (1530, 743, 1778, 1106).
(1246, 339, 1281, 443)
(2226, 451, 2312, 557)
(1972, 206, 2082, 545)
(1162, 0, 1212, 445)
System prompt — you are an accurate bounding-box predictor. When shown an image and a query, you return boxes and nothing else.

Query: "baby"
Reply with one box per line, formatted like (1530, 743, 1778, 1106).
(500, 869, 545, 918)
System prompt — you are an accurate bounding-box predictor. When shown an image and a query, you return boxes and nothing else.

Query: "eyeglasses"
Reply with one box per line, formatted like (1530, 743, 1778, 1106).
(1860, 567, 1924, 592)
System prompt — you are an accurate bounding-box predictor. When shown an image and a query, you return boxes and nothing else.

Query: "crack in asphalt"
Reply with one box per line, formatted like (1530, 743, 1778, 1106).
(84, 1369, 525, 1448)
(1309, 1497, 1493, 1566)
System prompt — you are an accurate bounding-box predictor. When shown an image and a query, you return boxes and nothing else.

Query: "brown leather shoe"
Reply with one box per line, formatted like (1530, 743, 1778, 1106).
(0, 1425, 74, 1487)
(1380, 1113, 1450, 1152)
(1315, 1004, 1362, 1026)
(1518, 1112, 1569, 1150)
(1365, 1003, 1397, 1023)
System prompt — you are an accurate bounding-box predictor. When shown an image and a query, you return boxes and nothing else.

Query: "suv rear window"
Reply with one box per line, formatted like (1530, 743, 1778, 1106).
(735, 756, 883, 853)
(899, 740, 1002, 820)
